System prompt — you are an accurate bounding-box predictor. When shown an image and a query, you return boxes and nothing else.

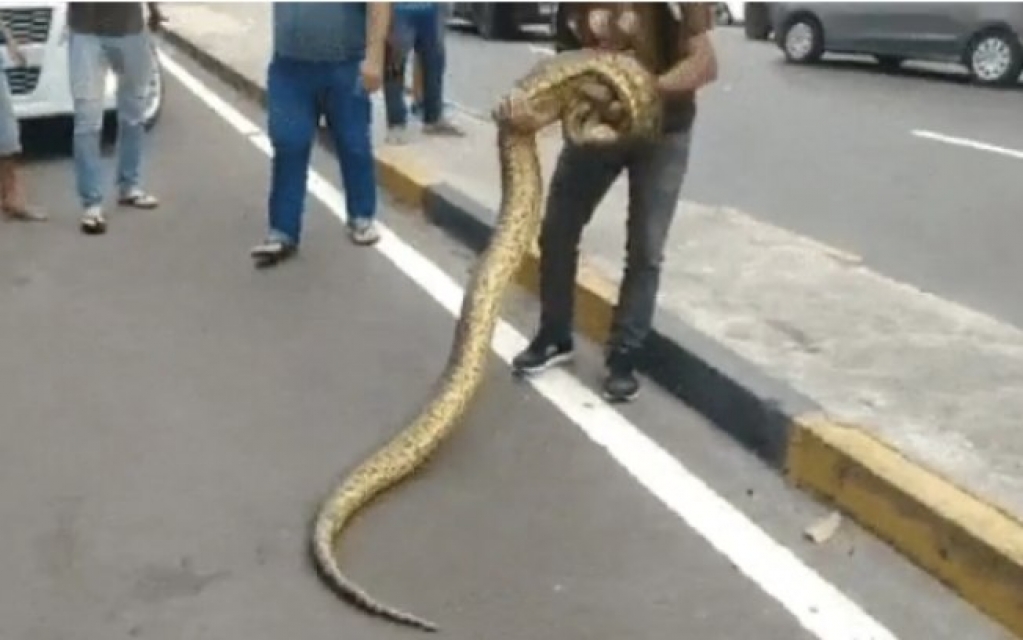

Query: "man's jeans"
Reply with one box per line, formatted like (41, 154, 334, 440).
(383, 8, 446, 127)
(266, 55, 375, 245)
(538, 128, 692, 353)
(69, 31, 152, 209)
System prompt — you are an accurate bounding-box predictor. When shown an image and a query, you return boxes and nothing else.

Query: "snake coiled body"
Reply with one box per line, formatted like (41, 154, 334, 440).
(310, 49, 663, 632)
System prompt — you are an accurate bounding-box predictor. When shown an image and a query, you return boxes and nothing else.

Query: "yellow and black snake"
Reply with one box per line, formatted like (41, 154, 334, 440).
(309, 49, 664, 633)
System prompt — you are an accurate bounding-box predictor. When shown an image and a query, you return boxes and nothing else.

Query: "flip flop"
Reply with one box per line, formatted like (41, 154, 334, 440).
(3, 205, 47, 222)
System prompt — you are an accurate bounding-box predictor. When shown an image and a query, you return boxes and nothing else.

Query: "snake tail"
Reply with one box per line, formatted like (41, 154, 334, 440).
(309, 124, 543, 633)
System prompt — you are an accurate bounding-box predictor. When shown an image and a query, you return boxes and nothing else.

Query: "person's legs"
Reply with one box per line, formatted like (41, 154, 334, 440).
(0, 66, 44, 221)
(415, 8, 461, 136)
(602, 129, 692, 402)
(383, 14, 412, 143)
(106, 31, 157, 208)
(68, 31, 110, 233)
(324, 59, 379, 245)
(511, 142, 624, 375)
(251, 55, 320, 266)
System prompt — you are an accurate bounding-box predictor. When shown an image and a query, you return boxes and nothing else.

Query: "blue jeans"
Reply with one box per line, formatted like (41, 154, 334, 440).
(266, 55, 375, 245)
(68, 31, 152, 208)
(383, 8, 446, 127)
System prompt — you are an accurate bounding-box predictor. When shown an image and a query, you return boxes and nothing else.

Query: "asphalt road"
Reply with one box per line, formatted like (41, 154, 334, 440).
(0, 46, 1013, 640)
(441, 23, 1023, 328)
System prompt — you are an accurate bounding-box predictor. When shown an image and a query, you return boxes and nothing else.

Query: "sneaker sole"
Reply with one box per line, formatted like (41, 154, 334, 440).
(512, 351, 574, 377)
(602, 387, 640, 403)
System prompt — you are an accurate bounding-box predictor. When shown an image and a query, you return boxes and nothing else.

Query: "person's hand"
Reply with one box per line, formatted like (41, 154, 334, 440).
(5, 42, 25, 68)
(147, 9, 167, 32)
(360, 54, 384, 94)
(491, 89, 536, 131)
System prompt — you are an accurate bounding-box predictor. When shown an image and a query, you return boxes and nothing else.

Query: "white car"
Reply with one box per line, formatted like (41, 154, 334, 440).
(1, 2, 163, 127)
(715, 1, 746, 25)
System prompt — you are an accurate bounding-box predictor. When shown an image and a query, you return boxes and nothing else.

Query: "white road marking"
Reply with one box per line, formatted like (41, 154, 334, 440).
(912, 129, 1023, 161)
(157, 47, 899, 640)
(528, 44, 555, 56)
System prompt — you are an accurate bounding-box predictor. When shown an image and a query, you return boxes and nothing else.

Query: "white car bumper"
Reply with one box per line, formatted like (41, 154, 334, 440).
(1, 2, 117, 121)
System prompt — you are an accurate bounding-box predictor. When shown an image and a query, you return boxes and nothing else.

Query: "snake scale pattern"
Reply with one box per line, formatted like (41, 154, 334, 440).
(310, 49, 664, 633)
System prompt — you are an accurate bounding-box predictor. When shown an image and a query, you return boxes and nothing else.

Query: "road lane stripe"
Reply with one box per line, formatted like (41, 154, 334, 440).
(158, 48, 899, 640)
(912, 129, 1023, 161)
(528, 44, 555, 56)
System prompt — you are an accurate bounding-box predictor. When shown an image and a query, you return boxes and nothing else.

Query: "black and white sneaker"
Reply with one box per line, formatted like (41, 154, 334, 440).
(511, 329, 574, 376)
(250, 237, 297, 268)
(602, 347, 640, 403)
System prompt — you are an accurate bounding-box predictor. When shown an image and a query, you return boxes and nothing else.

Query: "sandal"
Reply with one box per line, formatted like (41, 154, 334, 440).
(118, 189, 159, 209)
(3, 204, 47, 222)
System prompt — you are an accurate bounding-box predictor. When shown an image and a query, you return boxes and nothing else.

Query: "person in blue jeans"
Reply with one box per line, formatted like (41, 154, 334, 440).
(251, 2, 391, 267)
(68, 3, 164, 235)
(382, 2, 461, 145)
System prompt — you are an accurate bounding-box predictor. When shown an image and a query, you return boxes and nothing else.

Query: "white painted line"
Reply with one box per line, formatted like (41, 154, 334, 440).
(912, 129, 1023, 161)
(528, 44, 555, 56)
(157, 47, 899, 640)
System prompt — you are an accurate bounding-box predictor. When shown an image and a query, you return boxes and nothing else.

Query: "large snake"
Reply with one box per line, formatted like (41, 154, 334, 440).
(309, 49, 664, 633)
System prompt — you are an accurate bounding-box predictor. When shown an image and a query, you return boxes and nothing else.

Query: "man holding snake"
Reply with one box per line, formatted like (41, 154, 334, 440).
(506, 2, 718, 403)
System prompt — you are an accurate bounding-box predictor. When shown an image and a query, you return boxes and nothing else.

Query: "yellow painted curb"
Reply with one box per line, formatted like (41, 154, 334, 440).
(787, 413, 1023, 637)
(374, 147, 438, 209)
(514, 246, 619, 346)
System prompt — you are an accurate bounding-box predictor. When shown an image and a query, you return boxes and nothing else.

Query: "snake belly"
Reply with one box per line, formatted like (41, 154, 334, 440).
(309, 49, 663, 633)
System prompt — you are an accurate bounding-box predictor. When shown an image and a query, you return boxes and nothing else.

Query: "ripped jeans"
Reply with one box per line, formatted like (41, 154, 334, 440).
(537, 128, 692, 353)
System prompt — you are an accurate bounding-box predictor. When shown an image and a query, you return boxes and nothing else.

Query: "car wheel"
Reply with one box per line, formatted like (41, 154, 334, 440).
(141, 54, 164, 129)
(779, 14, 824, 63)
(476, 3, 515, 40)
(715, 3, 733, 25)
(965, 29, 1023, 86)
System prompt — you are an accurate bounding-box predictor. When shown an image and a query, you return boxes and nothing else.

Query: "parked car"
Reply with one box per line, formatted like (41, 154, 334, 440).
(448, 2, 556, 40)
(744, 2, 774, 40)
(0, 2, 164, 128)
(770, 2, 1023, 85)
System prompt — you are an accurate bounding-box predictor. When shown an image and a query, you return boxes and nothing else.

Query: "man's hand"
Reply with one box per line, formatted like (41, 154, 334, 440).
(146, 3, 167, 32)
(360, 55, 384, 94)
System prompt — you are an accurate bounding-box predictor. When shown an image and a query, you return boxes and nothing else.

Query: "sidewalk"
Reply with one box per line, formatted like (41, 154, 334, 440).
(159, 4, 1023, 636)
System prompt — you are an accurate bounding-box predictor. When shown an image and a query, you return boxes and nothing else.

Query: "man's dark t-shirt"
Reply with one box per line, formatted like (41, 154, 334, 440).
(68, 2, 145, 36)
(552, 2, 713, 134)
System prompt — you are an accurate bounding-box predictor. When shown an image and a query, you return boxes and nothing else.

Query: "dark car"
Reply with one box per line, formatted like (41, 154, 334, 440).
(771, 2, 1023, 85)
(448, 2, 556, 40)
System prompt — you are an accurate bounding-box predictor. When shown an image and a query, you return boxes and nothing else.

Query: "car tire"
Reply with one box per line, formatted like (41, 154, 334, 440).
(779, 14, 824, 63)
(744, 2, 772, 40)
(964, 28, 1023, 87)
(475, 3, 516, 40)
(141, 53, 165, 130)
(715, 3, 733, 26)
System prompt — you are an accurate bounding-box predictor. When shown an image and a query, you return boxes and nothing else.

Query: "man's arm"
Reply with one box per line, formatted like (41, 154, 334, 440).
(146, 3, 166, 31)
(0, 18, 26, 67)
(365, 2, 392, 65)
(656, 3, 718, 96)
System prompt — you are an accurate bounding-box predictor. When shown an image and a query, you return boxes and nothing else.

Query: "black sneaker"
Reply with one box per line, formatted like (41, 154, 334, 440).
(251, 237, 297, 268)
(602, 347, 640, 403)
(511, 329, 574, 376)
